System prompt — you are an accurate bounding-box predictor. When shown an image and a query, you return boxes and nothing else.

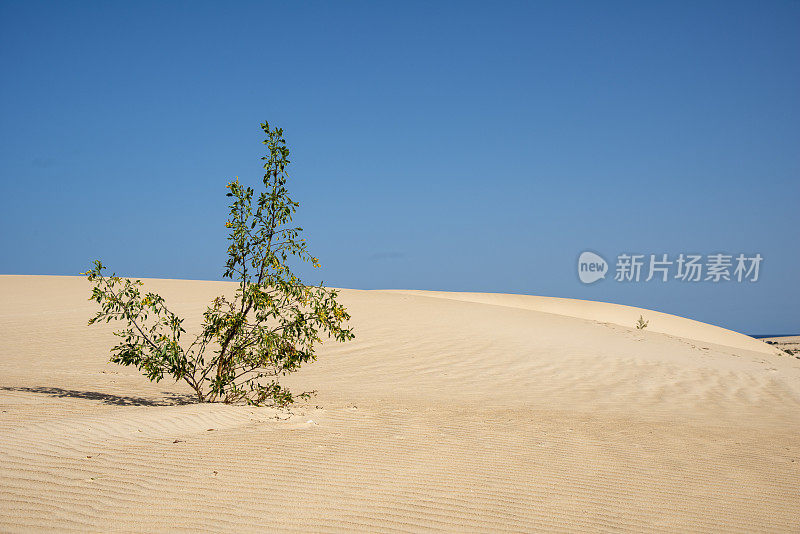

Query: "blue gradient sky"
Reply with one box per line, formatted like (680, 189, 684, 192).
(1, 1, 798, 334)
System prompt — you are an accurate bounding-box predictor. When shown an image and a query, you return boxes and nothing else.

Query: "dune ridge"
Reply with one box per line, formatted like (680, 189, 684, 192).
(0, 275, 798, 532)
(383, 289, 776, 355)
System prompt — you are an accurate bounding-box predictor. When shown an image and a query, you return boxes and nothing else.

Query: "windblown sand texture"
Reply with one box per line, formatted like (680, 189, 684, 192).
(1, 275, 798, 532)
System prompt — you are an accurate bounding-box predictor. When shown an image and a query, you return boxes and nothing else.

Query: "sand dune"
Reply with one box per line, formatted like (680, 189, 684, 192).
(1, 275, 798, 532)
(386, 290, 776, 355)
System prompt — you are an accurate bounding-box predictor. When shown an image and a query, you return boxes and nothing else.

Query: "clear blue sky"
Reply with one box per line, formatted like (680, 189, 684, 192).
(1, 1, 798, 334)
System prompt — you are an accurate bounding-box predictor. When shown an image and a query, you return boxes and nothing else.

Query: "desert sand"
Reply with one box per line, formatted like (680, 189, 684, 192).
(761, 336, 800, 359)
(1, 275, 798, 532)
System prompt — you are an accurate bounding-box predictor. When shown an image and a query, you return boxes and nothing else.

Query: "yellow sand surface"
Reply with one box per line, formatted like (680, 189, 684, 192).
(1, 275, 798, 532)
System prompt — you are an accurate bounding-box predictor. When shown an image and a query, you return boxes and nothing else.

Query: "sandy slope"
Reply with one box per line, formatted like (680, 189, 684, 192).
(0, 275, 798, 532)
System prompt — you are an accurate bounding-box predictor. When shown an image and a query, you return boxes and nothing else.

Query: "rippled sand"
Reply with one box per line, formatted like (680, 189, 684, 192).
(1, 275, 798, 532)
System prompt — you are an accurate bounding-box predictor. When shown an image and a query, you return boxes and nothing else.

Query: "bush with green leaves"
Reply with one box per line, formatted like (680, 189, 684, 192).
(635, 315, 649, 330)
(84, 121, 354, 406)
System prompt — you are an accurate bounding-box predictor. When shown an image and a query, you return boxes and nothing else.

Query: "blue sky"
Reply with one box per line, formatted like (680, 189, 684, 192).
(1, 1, 798, 334)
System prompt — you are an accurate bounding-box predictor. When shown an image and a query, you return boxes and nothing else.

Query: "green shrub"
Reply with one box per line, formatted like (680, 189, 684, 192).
(84, 121, 354, 406)
(635, 315, 649, 330)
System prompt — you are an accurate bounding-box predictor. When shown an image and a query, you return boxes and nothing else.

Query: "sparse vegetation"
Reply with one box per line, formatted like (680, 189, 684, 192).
(635, 315, 649, 330)
(84, 121, 354, 406)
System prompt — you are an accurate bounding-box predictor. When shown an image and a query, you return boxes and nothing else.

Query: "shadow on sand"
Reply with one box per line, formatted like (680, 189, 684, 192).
(0, 386, 196, 406)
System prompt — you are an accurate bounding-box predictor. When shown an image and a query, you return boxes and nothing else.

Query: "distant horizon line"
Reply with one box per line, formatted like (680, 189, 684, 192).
(1, 274, 796, 338)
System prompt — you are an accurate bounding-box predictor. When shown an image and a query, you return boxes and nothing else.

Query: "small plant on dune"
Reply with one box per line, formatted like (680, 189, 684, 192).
(635, 315, 649, 330)
(84, 121, 354, 406)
